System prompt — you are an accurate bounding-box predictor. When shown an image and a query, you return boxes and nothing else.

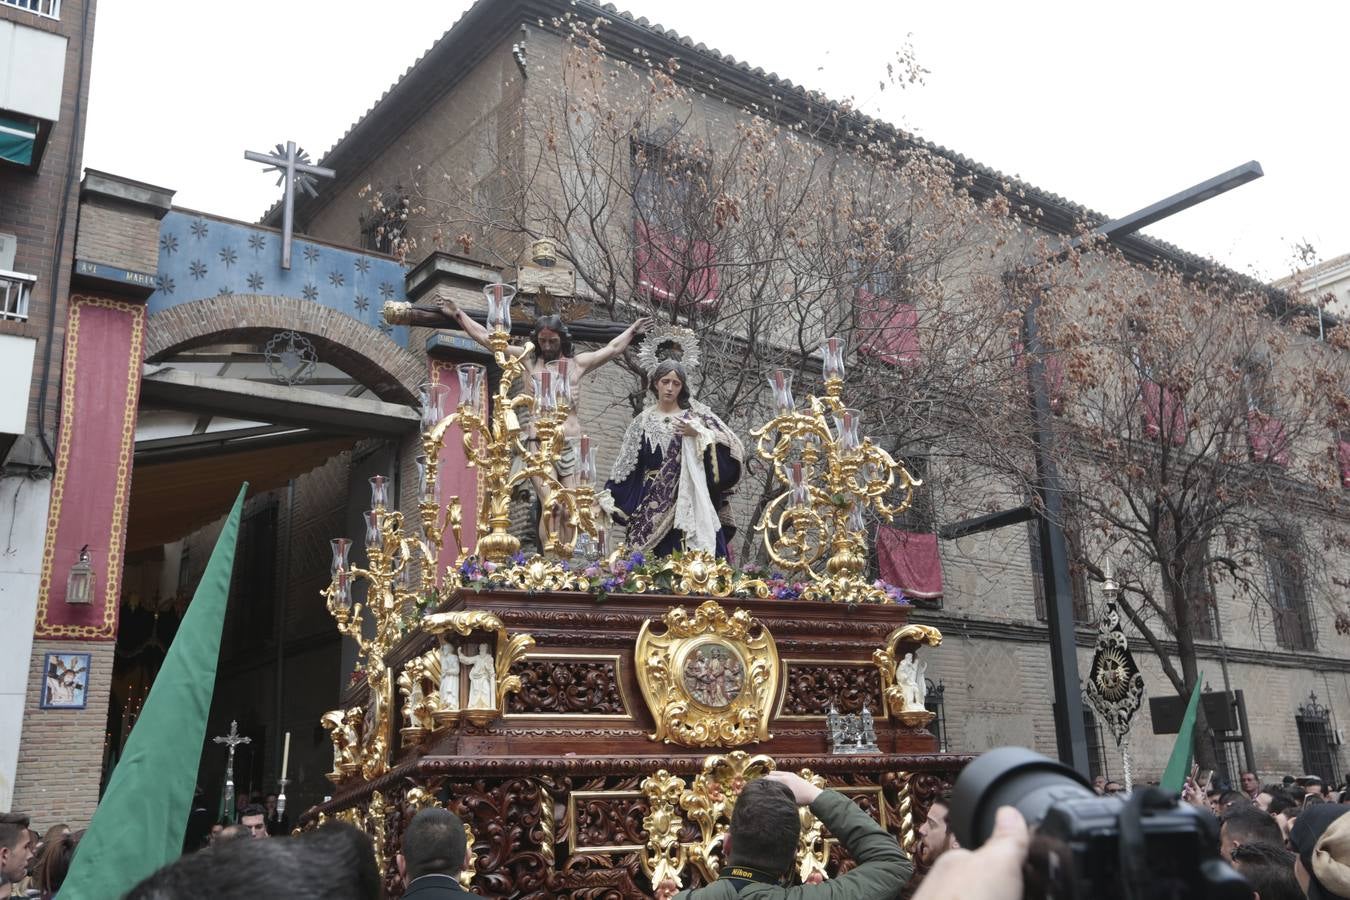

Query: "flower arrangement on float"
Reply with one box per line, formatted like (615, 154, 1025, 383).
(446, 548, 909, 605)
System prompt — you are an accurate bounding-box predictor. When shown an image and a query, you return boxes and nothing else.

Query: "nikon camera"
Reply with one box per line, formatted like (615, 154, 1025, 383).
(948, 747, 1252, 900)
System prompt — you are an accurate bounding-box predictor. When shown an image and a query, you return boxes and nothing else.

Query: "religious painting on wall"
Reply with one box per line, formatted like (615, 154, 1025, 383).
(41, 652, 90, 709)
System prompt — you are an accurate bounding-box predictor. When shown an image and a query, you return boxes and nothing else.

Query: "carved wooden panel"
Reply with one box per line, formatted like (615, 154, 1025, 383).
(780, 661, 884, 717)
(506, 655, 628, 716)
(566, 790, 649, 853)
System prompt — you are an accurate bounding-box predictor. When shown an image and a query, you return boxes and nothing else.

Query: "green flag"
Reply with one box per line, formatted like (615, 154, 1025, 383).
(61, 484, 249, 899)
(1160, 674, 1204, 793)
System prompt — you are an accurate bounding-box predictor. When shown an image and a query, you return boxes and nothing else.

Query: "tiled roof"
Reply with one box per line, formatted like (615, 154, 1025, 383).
(271, 0, 1276, 296)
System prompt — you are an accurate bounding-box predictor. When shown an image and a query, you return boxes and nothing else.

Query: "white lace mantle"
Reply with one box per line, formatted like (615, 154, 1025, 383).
(608, 399, 745, 483)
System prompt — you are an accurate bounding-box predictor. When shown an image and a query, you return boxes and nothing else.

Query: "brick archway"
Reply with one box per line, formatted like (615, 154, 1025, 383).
(144, 295, 424, 403)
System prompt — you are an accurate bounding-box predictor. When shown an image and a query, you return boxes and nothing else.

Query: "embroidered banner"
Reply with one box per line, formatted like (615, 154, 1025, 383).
(35, 296, 146, 639)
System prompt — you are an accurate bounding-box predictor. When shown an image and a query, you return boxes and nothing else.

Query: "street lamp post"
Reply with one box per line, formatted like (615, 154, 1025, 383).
(944, 161, 1263, 774)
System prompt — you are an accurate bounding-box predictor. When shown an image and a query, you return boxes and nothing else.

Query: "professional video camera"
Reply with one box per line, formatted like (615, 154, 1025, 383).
(948, 747, 1250, 900)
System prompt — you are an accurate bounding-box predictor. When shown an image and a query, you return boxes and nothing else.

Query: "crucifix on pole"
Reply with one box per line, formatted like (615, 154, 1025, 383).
(214, 719, 251, 821)
(244, 141, 335, 270)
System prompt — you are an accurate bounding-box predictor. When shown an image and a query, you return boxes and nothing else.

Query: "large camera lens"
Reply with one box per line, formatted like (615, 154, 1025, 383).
(949, 746, 1095, 848)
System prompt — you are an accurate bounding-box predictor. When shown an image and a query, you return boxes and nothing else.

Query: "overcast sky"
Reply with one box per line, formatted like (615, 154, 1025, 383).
(84, 0, 1348, 281)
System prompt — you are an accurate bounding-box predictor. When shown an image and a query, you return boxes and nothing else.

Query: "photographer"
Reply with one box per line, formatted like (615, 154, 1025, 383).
(943, 747, 1250, 900)
(669, 771, 910, 899)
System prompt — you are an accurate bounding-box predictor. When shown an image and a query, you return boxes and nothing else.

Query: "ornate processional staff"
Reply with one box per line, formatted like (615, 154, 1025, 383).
(213, 719, 251, 822)
(1082, 560, 1146, 790)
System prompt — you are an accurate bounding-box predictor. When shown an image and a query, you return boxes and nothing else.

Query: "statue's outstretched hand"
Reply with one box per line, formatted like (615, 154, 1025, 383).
(633, 316, 655, 333)
(438, 299, 461, 321)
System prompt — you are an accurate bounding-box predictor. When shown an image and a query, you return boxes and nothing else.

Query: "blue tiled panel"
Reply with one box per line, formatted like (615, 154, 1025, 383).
(147, 210, 410, 348)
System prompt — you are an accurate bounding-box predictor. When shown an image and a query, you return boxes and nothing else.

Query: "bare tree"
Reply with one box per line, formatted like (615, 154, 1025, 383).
(1033, 253, 1350, 770)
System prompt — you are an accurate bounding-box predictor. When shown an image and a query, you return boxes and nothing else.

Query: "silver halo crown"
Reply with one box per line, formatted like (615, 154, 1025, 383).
(637, 323, 701, 377)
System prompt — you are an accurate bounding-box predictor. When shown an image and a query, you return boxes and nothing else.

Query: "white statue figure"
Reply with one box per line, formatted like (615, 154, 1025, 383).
(460, 642, 496, 710)
(895, 652, 928, 712)
(439, 641, 461, 712)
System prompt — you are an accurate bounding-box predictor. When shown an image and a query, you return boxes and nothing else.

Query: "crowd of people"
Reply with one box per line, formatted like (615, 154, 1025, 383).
(7, 765, 1350, 898)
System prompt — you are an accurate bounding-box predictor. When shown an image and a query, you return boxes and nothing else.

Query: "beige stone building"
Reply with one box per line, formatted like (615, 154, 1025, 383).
(277, 0, 1350, 788)
(10, 0, 1350, 827)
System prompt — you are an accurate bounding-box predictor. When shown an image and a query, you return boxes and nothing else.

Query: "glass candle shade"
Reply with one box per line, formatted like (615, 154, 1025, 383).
(483, 282, 517, 333)
(822, 336, 846, 381)
(787, 460, 810, 509)
(846, 502, 866, 534)
(364, 510, 383, 550)
(595, 526, 609, 558)
(533, 370, 557, 412)
(330, 538, 352, 576)
(574, 435, 597, 485)
(415, 454, 436, 504)
(833, 408, 862, 451)
(368, 475, 389, 510)
(549, 358, 574, 405)
(456, 364, 486, 413)
(333, 570, 352, 610)
(768, 369, 795, 415)
(419, 381, 453, 431)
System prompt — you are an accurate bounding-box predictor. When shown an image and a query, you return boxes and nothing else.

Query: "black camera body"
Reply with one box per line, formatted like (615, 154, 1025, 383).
(949, 747, 1251, 900)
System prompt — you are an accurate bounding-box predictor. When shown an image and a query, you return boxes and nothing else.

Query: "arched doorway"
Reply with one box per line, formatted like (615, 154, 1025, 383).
(109, 296, 425, 834)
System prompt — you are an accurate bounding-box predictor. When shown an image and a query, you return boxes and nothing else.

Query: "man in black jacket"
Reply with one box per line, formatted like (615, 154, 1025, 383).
(398, 808, 479, 899)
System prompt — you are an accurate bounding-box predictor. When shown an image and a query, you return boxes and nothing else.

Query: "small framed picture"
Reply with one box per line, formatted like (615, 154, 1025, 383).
(40, 652, 90, 710)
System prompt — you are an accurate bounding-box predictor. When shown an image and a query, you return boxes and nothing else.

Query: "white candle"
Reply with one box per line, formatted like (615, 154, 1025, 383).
(280, 731, 291, 783)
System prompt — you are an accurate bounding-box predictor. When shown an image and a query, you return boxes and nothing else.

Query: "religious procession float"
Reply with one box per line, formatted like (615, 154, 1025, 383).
(302, 278, 969, 898)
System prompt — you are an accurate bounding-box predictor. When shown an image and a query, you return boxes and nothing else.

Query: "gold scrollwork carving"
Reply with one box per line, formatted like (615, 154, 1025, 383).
(873, 624, 943, 720)
(398, 649, 444, 743)
(641, 752, 841, 889)
(460, 823, 477, 889)
(640, 770, 688, 893)
(661, 552, 737, 597)
(422, 610, 536, 721)
(796, 769, 830, 884)
(636, 602, 779, 748)
(321, 707, 364, 784)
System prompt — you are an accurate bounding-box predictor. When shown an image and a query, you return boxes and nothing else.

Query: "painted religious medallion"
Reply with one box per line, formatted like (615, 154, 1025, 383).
(680, 641, 746, 709)
(635, 601, 780, 747)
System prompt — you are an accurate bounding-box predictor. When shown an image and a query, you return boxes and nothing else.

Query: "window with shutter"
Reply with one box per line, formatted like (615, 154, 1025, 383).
(633, 144, 719, 309)
(857, 287, 920, 367)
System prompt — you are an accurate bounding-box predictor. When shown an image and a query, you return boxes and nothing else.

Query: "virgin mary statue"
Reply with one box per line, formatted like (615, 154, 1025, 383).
(602, 344, 743, 558)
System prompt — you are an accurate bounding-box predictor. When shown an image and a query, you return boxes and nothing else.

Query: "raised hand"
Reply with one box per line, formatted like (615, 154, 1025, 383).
(762, 771, 823, 806)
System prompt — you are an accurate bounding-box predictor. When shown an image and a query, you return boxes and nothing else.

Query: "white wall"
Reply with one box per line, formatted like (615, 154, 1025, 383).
(0, 476, 51, 810)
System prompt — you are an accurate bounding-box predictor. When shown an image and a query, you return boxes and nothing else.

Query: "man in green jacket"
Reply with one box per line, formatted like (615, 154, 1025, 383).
(671, 771, 912, 899)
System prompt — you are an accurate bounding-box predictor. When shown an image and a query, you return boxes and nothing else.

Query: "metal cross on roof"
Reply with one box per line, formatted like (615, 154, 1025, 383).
(244, 140, 336, 270)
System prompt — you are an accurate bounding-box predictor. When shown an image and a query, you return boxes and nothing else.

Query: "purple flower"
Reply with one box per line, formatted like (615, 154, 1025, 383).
(629, 551, 646, 567)
(583, 564, 601, 578)
(511, 551, 527, 566)
(484, 561, 498, 573)
(600, 576, 624, 592)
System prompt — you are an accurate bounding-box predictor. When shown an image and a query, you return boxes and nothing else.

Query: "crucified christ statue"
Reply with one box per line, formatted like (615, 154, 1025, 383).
(399, 300, 651, 550)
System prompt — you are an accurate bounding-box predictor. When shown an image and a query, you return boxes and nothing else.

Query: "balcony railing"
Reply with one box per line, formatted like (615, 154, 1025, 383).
(0, 0, 60, 17)
(0, 270, 35, 322)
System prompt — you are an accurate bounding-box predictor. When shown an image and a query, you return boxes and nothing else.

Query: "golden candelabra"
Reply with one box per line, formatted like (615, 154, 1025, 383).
(428, 281, 604, 563)
(750, 336, 921, 603)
